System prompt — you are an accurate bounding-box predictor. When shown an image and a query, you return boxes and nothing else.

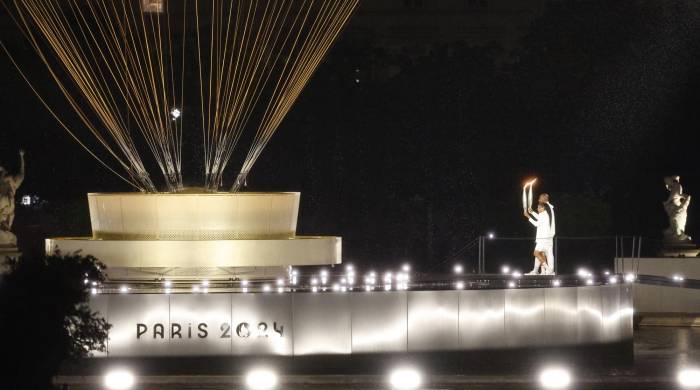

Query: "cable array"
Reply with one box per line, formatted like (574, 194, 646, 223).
(2, 0, 358, 192)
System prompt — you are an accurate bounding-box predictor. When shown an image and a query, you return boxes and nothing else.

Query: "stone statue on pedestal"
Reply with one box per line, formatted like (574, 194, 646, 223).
(0, 150, 25, 247)
(663, 175, 691, 243)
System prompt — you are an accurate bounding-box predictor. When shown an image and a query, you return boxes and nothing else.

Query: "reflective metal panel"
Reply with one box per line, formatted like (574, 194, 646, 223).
(90, 285, 632, 358)
(577, 286, 603, 344)
(544, 287, 578, 346)
(168, 294, 232, 356)
(351, 291, 407, 353)
(601, 285, 622, 342)
(458, 289, 505, 349)
(292, 293, 351, 355)
(407, 291, 459, 351)
(505, 289, 545, 348)
(619, 285, 634, 340)
(231, 293, 293, 355)
(107, 294, 170, 356)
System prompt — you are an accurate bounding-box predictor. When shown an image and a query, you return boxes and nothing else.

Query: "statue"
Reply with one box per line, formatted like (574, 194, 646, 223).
(663, 175, 691, 242)
(0, 150, 25, 247)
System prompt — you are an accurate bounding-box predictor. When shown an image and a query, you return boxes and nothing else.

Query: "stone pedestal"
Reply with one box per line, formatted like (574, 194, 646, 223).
(660, 241, 700, 257)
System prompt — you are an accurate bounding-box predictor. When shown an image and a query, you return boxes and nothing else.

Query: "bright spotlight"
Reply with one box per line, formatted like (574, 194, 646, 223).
(170, 107, 181, 119)
(487, 232, 495, 239)
(508, 281, 516, 288)
(245, 368, 278, 390)
(608, 276, 618, 284)
(164, 280, 172, 287)
(552, 279, 561, 287)
(119, 285, 129, 293)
(104, 369, 135, 390)
(512, 271, 522, 278)
(389, 367, 422, 390)
(455, 281, 465, 290)
(539, 366, 571, 389)
(585, 279, 594, 285)
(402, 263, 411, 272)
(453, 264, 463, 274)
(577, 268, 589, 278)
(624, 273, 636, 283)
(202, 280, 210, 287)
(678, 367, 700, 388)
(501, 265, 510, 274)
(673, 274, 685, 282)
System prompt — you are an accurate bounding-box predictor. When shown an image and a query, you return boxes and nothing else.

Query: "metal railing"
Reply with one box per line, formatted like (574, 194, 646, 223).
(441, 235, 656, 275)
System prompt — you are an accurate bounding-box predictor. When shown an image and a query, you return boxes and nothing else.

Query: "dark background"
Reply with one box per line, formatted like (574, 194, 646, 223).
(1, 0, 699, 273)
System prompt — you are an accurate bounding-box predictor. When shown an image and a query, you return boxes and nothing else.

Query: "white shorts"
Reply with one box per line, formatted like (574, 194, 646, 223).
(535, 239, 553, 252)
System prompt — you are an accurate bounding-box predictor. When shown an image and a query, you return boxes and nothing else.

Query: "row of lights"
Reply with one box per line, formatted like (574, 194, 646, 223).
(103, 366, 700, 389)
(92, 264, 686, 296)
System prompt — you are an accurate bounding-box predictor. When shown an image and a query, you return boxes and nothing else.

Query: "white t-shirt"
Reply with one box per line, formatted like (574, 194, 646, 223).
(529, 211, 553, 239)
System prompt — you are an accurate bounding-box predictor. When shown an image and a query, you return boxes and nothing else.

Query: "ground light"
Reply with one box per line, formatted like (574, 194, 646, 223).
(389, 367, 422, 390)
(104, 369, 135, 390)
(245, 368, 278, 390)
(678, 367, 700, 388)
(539, 366, 572, 389)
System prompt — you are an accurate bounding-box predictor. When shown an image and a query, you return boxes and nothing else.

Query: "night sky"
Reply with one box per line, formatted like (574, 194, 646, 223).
(2, 0, 700, 273)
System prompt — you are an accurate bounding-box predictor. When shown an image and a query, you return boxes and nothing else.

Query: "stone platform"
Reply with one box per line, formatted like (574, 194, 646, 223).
(615, 257, 700, 315)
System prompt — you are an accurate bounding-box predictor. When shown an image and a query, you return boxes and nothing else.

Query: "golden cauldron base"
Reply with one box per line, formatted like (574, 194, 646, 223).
(45, 192, 341, 280)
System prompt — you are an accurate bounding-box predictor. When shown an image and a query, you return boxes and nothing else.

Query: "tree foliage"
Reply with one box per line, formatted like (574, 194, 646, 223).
(0, 252, 110, 389)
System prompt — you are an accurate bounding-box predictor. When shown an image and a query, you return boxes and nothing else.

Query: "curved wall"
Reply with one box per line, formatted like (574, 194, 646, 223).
(89, 284, 633, 357)
(87, 192, 300, 240)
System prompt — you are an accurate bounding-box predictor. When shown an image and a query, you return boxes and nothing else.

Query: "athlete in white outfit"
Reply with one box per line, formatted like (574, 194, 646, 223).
(524, 202, 554, 275)
(539, 193, 555, 274)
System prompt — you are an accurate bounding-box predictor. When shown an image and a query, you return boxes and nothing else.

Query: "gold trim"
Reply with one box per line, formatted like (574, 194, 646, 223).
(48, 235, 339, 241)
(87, 191, 300, 197)
(93, 230, 296, 241)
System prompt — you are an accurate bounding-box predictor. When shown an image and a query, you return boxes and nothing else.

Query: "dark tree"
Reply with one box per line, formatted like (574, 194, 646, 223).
(0, 253, 110, 390)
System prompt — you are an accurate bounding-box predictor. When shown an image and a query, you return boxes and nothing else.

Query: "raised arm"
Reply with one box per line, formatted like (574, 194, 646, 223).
(13, 150, 25, 188)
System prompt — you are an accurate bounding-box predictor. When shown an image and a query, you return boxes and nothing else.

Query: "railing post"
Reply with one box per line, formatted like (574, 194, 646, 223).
(478, 236, 484, 274)
(553, 236, 558, 274)
(638, 236, 642, 258)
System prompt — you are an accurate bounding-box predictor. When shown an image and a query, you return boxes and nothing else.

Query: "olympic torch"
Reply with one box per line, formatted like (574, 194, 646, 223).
(522, 178, 537, 213)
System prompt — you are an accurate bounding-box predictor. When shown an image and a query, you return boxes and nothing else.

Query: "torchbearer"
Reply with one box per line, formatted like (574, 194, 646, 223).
(524, 203, 553, 275)
(521, 179, 556, 275)
(538, 193, 556, 274)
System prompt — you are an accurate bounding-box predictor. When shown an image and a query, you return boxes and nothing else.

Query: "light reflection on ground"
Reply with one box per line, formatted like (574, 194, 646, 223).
(56, 327, 700, 389)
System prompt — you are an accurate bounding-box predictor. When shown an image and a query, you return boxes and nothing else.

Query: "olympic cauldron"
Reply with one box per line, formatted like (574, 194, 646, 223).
(45, 191, 340, 279)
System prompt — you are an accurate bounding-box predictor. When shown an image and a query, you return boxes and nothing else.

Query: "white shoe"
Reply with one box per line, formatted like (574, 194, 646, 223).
(525, 269, 540, 275)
